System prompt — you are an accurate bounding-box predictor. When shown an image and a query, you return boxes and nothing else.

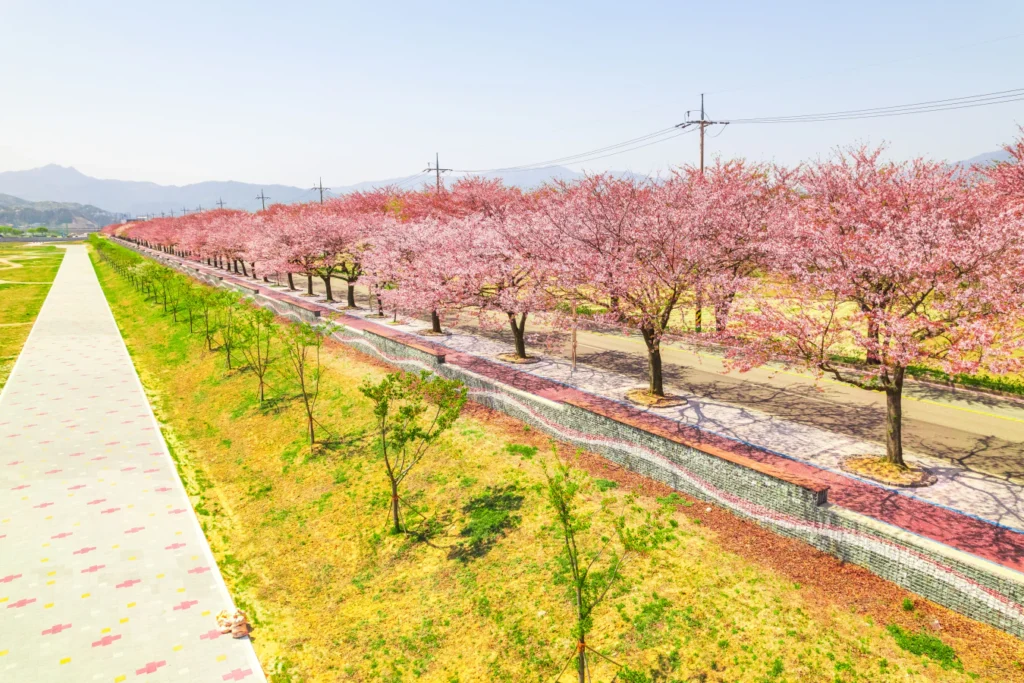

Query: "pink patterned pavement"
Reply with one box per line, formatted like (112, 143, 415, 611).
(0, 247, 264, 682)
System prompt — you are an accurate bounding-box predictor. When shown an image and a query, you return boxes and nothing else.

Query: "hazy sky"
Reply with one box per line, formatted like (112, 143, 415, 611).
(1, 0, 1022, 187)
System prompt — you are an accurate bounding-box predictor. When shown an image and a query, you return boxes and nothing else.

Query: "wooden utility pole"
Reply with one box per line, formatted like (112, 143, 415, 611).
(676, 93, 727, 175)
(181, 206, 189, 216)
(256, 189, 270, 211)
(216, 197, 226, 209)
(423, 153, 451, 193)
(312, 177, 329, 204)
(676, 95, 727, 333)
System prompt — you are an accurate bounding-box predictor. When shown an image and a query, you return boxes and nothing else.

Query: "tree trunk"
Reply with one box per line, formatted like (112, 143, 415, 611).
(640, 326, 665, 396)
(391, 480, 401, 534)
(250, 262, 257, 279)
(347, 282, 356, 308)
(322, 275, 333, 301)
(885, 367, 906, 467)
(377, 293, 384, 316)
(694, 290, 704, 334)
(240, 261, 248, 277)
(714, 292, 736, 333)
(431, 310, 442, 334)
(307, 413, 315, 446)
(287, 272, 295, 291)
(866, 316, 881, 365)
(576, 589, 587, 683)
(508, 312, 528, 359)
(307, 274, 314, 296)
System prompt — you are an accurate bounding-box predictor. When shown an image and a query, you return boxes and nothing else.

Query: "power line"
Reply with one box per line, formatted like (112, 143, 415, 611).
(729, 87, 1024, 124)
(393, 172, 430, 190)
(453, 127, 682, 174)
(449, 84, 1022, 178)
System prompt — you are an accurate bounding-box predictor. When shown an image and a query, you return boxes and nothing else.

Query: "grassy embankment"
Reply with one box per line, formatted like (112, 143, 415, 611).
(0, 243, 66, 388)
(89, 238, 1024, 682)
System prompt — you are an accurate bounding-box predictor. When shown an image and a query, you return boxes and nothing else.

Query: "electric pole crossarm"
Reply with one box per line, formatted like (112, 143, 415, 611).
(679, 93, 728, 174)
(312, 177, 330, 204)
(423, 152, 452, 193)
(255, 190, 270, 211)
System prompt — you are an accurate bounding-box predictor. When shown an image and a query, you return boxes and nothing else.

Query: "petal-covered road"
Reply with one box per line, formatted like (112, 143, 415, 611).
(0, 246, 264, 682)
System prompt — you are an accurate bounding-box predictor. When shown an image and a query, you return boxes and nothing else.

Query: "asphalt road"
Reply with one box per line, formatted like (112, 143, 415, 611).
(297, 275, 1024, 484)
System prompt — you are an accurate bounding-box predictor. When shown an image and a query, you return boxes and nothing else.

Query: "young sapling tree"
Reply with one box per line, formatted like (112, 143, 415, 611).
(359, 371, 467, 534)
(545, 464, 671, 683)
(280, 322, 327, 446)
(238, 306, 277, 403)
(216, 291, 244, 370)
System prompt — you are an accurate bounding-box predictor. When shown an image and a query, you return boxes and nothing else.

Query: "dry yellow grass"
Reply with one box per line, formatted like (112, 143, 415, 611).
(90, 246, 1024, 683)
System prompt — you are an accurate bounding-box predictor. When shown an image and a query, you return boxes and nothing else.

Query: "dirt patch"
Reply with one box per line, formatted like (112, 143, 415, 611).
(497, 352, 540, 364)
(625, 388, 687, 408)
(842, 455, 937, 487)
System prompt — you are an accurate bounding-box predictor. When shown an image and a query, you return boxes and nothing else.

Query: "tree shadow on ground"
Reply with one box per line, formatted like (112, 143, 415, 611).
(310, 428, 370, 459)
(448, 484, 525, 561)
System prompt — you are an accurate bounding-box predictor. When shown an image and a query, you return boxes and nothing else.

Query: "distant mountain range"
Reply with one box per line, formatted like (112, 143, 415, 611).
(958, 149, 1013, 168)
(0, 193, 117, 231)
(0, 151, 1011, 218)
(0, 164, 603, 217)
(0, 165, 318, 217)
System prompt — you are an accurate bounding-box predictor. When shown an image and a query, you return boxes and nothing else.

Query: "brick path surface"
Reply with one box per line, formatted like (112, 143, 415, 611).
(0, 247, 264, 682)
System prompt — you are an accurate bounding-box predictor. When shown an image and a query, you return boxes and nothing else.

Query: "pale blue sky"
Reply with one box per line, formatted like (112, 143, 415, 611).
(1, 0, 1022, 186)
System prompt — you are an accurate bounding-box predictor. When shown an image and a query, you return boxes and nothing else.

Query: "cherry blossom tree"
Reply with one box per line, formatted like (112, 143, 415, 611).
(728, 147, 1024, 466)
(327, 198, 383, 308)
(982, 127, 1024, 214)
(543, 175, 702, 398)
(457, 188, 555, 360)
(369, 208, 477, 334)
(680, 160, 793, 333)
(268, 204, 327, 297)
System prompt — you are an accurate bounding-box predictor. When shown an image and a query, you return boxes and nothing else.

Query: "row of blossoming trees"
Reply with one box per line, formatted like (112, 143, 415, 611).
(106, 138, 1024, 467)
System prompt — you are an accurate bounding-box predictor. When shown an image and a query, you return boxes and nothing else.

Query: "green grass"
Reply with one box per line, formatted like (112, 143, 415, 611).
(0, 283, 51, 325)
(0, 324, 32, 357)
(887, 624, 963, 671)
(87, 238, 1021, 682)
(0, 244, 64, 389)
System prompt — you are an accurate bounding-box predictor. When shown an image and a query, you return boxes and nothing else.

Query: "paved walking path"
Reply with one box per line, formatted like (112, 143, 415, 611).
(0, 247, 264, 682)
